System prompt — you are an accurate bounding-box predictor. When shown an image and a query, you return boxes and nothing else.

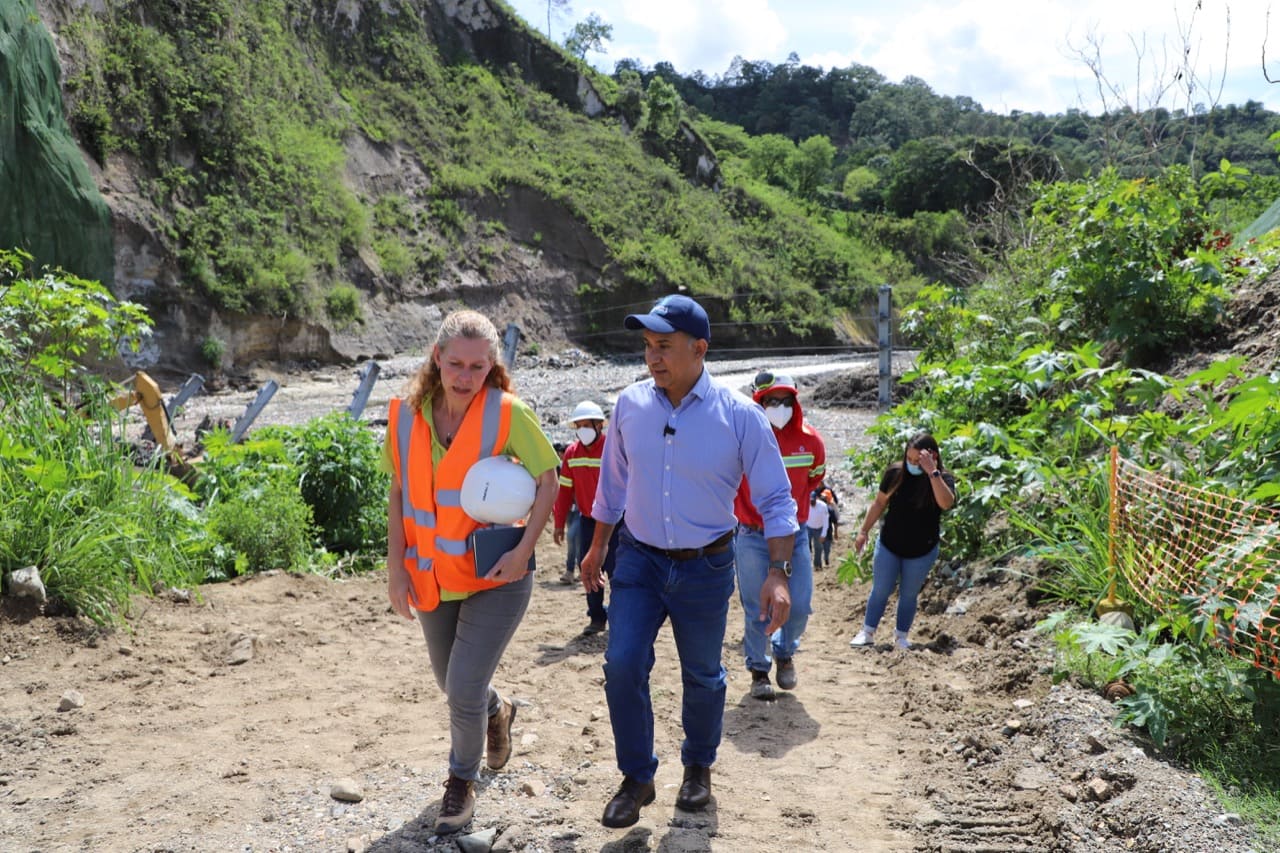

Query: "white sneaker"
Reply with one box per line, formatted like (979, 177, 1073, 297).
(894, 631, 911, 650)
(849, 629, 875, 647)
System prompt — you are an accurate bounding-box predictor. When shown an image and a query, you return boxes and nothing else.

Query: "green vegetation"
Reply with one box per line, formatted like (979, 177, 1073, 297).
(11, 1, 1280, 837)
(0, 250, 390, 622)
(838, 159, 1280, 841)
(55, 0, 906, 337)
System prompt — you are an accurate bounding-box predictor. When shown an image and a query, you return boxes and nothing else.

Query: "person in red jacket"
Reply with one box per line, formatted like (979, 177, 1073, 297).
(732, 371, 826, 700)
(554, 400, 620, 635)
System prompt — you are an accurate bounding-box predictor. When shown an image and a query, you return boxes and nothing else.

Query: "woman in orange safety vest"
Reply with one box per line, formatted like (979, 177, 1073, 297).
(385, 309, 559, 835)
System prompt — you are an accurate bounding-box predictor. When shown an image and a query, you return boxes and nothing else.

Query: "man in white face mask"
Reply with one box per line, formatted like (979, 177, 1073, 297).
(731, 372, 828, 700)
(553, 400, 619, 635)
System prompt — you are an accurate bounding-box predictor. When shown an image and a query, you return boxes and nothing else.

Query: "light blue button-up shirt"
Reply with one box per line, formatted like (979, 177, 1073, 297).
(592, 368, 799, 549)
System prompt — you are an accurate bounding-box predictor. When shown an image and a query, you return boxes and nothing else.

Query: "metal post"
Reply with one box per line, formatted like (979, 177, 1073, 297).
(502, 323, 521, 369)
(877, 284, 893, 412)
(346, 361, 381, 419)
(229, 380, 279, 444)
(165, 374, 205, 419)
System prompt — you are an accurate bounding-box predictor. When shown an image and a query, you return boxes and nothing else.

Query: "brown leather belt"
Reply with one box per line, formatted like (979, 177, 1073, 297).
(738, 523, 764, 535)
(637, 529, 735, 561)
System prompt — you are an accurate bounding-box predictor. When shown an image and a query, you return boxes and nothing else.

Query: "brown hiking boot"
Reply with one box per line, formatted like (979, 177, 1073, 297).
(434, 773, 475, 834)
(486, 697, 516, 770)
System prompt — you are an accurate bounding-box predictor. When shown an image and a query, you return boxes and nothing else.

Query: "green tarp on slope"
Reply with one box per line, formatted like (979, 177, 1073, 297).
(0, 0, 113, 285)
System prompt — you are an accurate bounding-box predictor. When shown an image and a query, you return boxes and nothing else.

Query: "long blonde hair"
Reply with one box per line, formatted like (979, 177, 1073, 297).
(404, 310, 513, 412)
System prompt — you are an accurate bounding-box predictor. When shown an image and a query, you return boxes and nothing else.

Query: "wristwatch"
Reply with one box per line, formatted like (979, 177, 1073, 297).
(768, 559, 792, 579)
(930, 470, 943, 479)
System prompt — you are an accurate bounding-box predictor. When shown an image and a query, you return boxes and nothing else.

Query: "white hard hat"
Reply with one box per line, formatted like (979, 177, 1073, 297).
(460, 456, 537, 524)
(568, 400, 605, 423)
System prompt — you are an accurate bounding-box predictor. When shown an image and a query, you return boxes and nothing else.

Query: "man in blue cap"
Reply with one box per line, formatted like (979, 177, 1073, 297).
(580, 294, 798, 828)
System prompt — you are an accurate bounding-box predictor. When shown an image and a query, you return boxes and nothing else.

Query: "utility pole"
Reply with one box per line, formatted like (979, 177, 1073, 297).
(878, 284, 893, 412)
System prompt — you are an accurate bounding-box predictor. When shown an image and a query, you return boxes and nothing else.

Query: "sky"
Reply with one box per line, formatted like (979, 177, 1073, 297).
(503, 0, 1280, 115)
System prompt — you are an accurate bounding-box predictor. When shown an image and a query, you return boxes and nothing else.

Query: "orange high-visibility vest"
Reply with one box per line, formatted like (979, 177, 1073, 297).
(388, 387, 515, 611)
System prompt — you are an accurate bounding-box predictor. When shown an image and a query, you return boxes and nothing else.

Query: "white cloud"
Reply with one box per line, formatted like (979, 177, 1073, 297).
(609, 0, 786, 76)
(509, 0, 1280, 113)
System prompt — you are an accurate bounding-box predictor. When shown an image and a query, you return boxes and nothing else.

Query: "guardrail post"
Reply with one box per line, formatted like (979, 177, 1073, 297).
(502, 323, 521, 369)
(878, 284, 893, 412)
(165, 374, 205, 419)
(346, 361, 381, 419)
(229, 380, 279, 444)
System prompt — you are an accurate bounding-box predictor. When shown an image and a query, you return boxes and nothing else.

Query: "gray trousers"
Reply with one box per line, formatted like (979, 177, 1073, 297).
(416, 572, 533, 779)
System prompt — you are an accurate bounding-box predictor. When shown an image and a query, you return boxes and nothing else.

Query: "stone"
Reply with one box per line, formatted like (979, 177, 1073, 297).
(1085, 777, 1114, 801)
(7, 566, 46, 603)
(329, 778, 364, 803)
(225, 633, 257, 665)
(455, 826, 498, 853)
(57, 690, 85, 712)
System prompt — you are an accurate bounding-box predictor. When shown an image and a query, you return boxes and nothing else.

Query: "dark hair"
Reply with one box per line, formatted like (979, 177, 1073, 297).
(884, 431, 945, 507)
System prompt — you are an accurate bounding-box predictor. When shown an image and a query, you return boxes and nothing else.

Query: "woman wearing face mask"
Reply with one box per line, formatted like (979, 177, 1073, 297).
(553, 400, 621, 635)
(849, 432, 956, 650)
(732, 372, 827, 700)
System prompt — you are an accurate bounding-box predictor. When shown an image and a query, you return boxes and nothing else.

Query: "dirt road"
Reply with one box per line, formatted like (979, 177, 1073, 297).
(0, 355, 1262, 852)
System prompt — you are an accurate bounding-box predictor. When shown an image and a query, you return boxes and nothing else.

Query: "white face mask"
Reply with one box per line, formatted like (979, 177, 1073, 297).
(576, 426, 599, 445)
(765, 405, 793, 430)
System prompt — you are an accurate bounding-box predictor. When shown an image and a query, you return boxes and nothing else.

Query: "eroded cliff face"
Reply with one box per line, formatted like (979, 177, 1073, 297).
(23, 0, 654, 377)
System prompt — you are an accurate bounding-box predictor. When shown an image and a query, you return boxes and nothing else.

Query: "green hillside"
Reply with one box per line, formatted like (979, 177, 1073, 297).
(5, 0, 914, 359)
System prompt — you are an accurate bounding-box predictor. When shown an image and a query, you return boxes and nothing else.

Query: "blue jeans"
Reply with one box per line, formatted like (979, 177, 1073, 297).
(603, 528, 737, 782)
(565, 509, 581, 573)
(577, 515, 619, 622)
(734, 528, 812, 672)
(821, 534, 833, 567)
(806, 526, 824, 566)
(863, 540, 940, 633)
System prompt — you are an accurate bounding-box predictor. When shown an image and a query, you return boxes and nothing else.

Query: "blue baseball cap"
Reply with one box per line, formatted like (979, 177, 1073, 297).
(624, 294, 711, 341)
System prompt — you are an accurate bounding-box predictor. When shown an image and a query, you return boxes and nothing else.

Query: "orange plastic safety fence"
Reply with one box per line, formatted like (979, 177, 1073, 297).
(1112, 454, 1280, 678)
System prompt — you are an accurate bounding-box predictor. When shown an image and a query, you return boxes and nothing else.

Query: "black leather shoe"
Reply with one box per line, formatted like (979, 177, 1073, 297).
(675, 764, 712, 810)
(601, 776, 656, 828)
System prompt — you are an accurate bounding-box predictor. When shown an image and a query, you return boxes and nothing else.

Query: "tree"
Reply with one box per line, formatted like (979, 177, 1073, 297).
(745, 133, 795, 187)
(564, 13, 612, 60)
(787, 135, 836, 199)
(543, 0, 571, 39)
(642, 77, 683, 139)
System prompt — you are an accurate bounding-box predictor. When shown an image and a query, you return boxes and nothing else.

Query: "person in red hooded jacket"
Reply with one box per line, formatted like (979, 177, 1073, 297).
(553, 399, 620, 636)
(732, 371, 827, 700)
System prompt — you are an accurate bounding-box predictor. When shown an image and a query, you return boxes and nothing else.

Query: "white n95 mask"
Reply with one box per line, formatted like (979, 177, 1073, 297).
(765, 406, 793, 430)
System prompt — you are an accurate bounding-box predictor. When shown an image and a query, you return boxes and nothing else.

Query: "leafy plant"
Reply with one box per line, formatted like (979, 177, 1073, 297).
(262, 414, 389, 554)
(0, 381, 209, 623)
(0, 249, 152, 393)
(200, 335, 226, 369)
(206, 480, 315, 576)
(324, 284, 364, 328)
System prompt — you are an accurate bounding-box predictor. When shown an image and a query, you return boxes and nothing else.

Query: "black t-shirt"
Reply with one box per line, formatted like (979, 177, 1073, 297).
(877, 464, 955, 558)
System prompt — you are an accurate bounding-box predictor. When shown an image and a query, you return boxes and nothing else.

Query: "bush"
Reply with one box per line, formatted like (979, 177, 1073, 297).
(324, 284, 364, 328)
(0, 381, 210, 624)
(265, 414, 389, 554)
(200, 335, 226, 368)
(206, 480, 315, 576)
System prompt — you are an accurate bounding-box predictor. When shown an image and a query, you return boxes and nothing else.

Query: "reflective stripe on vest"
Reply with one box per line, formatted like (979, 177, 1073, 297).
(782, 452, 815, 469)
(390, 387, 515, 611)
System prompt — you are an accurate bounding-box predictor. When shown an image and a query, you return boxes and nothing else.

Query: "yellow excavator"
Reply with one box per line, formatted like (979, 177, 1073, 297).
(108, 371, 196, 482)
